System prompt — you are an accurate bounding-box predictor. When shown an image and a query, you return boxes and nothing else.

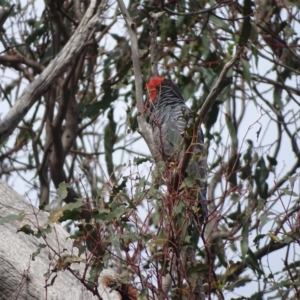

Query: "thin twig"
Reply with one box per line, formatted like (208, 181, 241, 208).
(252, 75, 300, 96)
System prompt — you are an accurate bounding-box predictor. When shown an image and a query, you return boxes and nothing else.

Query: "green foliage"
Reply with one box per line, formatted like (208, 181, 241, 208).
(246, 248, 264, 276)
(240, 218, 250, 260)
(133, 156, 150, 165)
(254, 157, 269, 200)
(25, 24, 48, 45)
(33, 243, 47, 260)
(242, 59, 251, 86)
(104, 108, 117, 181)
(253, 234, 266, 246)
(48, 200, 84, 223)
(17, 224, 35, 235)
(81, 96, 113, 119)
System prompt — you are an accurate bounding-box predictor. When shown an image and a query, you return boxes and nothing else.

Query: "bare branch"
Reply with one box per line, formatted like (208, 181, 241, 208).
(252, 75, 300, 96)
(0, 54, 45, 73)
(49, 52, 85, 206)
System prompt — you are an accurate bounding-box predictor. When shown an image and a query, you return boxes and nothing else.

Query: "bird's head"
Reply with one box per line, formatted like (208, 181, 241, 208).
(146, 76, 165, 101)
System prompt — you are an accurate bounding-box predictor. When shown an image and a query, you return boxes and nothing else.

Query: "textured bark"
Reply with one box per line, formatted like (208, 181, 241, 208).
(0, 180, 97, 299)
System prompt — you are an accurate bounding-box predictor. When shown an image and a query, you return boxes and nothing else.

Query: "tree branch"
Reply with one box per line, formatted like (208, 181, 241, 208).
(174, 47, 243, 204)
(252, 75, 300, 96)
(116, 0, 156, 158)
(74, 0, 83, 22)
(0, 0, 108, 144)
(196, 46, 243, 129)
(0, 54, 45, 73)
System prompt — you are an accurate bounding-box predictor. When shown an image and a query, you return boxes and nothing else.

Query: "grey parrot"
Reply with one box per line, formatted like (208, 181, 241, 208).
(146, 76, 207, 223)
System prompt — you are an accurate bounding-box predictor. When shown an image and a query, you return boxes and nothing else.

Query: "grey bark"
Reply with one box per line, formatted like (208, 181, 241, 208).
(0, 180, 97, 300)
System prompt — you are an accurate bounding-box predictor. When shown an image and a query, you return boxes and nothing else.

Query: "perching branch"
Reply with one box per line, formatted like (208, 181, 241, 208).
(0, 0, 108, 144)
(116, 0, 156, 158)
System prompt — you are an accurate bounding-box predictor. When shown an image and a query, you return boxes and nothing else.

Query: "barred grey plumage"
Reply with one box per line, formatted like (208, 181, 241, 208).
(147, 77, 207, 221)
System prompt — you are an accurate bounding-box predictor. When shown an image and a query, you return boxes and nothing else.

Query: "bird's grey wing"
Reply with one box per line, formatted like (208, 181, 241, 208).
(160, 105, 191, 160)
